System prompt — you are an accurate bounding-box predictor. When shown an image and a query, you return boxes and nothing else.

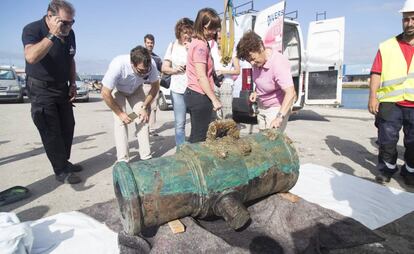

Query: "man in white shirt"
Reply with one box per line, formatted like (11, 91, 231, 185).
(102, 46, 160, 162)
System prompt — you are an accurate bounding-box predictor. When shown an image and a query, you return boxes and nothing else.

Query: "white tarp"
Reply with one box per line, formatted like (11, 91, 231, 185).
(29, 211, 118, 254)
(0, 212, 33, 254)
(290, 163, 414, 230)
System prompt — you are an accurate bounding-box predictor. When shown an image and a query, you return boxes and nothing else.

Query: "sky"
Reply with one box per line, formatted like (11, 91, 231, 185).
(0, 0, 404, 74)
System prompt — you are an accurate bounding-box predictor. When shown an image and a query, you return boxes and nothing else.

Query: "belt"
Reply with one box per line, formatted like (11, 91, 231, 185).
(28, 76, 68, 87)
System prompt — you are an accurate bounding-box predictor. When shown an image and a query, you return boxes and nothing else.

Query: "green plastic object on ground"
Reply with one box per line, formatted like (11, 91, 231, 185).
(113, 120, 300, 235)
(0, 186, 30, 207)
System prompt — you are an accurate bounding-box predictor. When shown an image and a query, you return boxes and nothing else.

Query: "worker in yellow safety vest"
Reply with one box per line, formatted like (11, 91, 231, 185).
(368, 0, 414, 186)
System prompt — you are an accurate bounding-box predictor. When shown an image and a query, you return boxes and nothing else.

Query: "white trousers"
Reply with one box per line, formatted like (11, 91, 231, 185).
(112, 86, 151, 162)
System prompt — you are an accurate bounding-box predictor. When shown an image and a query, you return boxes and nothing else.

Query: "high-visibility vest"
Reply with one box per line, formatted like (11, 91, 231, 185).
(377, 37, 414, 102)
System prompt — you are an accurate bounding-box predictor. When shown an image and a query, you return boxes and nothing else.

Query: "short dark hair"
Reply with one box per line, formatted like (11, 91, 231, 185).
(47, 0, 75, 16)
(236, 31, 264, 61)
(193, 8, 221, 40)
(144, 34, 155, 42)
(130, 46, 152, 67)
(175, 18, 194, 39)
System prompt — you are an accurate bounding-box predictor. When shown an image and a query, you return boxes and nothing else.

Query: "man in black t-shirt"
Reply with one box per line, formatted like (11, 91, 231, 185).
(22, 0, 81, 184)
(143, 34, 162, 136)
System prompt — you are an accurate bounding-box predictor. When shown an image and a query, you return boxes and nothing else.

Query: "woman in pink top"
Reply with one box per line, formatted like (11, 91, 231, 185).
(236, 31, 297, 132)
(184, 8, 222, 143)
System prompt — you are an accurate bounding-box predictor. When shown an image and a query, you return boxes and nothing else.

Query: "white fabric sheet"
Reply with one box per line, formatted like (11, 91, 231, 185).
(290, 163, 414, 230)
(0, 212, 33, 254)
(29, 211, 118, 254)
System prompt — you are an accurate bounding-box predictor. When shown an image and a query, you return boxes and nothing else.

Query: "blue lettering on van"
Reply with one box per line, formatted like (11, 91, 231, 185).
(267, 10, 284, 26)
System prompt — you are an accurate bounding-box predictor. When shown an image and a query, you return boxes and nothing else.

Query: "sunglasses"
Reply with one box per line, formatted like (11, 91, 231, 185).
(61, 19, 75, 26)
(133, 64, 152, 78)
(49, 15, 75, 26)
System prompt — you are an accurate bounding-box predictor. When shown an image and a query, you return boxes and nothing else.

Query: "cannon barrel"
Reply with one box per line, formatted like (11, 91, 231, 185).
(113, 120, 299, 235)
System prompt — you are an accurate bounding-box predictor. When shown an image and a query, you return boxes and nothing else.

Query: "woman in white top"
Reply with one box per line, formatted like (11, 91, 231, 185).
(161, 18, 194, 147)
(211, 32, 241, 119)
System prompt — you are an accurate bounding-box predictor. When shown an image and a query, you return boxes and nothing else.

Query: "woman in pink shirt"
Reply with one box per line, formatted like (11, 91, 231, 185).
(184, 8, 222, 143)
(236, 31, 296, 132)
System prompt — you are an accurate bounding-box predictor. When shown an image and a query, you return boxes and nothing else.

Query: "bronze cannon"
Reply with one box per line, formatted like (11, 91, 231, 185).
(113, 120, 299, 235)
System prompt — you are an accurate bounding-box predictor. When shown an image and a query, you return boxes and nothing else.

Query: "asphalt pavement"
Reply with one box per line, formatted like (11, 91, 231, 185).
(0, 93, 413, 221)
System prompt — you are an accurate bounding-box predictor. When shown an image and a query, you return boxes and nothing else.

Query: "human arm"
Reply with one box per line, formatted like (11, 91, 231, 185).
(269, 85, 296, 129)
(161, 42, 185, 75)
(101, 86, 132, 124)
(216, 57, 241, 76)
(368, 74, 381, 115)
(24, 16, 62, 64)
(368, 51, 382, 115)
(161, 60, 185, 75)
(68, 58, 77, 101)
(194, 62, 222, 110)
(139, 79, 160, 122)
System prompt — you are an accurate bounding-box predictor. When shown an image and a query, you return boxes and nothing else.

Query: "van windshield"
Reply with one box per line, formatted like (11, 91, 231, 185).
(0, 69, 16, 80)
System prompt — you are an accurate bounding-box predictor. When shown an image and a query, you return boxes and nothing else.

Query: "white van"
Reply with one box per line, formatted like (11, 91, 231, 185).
(232, 5, 345, 122)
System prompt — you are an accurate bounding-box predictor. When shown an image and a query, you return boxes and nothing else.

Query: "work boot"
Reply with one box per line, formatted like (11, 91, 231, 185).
(400, 165, 414, 186)
(375, 171, 393, 184)
(55, 172, 82, 184)
(66, 162, 83, 172)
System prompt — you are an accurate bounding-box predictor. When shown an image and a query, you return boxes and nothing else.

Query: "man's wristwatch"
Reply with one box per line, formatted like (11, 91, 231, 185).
(276, 112, 285, 120)
(46, 33, 58, 43)
(141, 105, 147, 110)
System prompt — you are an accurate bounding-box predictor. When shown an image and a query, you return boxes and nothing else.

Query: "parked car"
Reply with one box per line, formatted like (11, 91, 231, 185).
(17, 74, 28, 97)
(0, 67, 24, 103)
(74, 74, 89, 102)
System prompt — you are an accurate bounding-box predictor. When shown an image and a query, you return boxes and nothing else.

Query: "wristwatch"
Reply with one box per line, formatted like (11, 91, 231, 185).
(141, 105, 147, 110)
(46, 33, 58, 43)
(276, 112, 285, 120)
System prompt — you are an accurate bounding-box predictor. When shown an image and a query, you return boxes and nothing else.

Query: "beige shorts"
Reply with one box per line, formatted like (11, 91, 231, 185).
(257, 105, 290, 132)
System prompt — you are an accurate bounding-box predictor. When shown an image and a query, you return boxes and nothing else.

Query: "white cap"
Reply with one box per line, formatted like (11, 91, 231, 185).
(400, 0, 414, 13)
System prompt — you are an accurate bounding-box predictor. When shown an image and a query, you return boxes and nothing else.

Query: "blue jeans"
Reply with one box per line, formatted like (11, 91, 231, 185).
(171, 91, 186, 147)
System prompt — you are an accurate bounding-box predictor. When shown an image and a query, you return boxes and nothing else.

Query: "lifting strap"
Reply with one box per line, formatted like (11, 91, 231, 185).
(221, 0, 235, 66)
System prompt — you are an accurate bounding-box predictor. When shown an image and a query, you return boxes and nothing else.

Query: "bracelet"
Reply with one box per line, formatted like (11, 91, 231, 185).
(46, 33, 58, 43)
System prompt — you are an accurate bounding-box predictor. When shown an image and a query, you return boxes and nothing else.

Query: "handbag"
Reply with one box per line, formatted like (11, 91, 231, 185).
(160, 74, 171, 89)
(160, 41, 175, 89)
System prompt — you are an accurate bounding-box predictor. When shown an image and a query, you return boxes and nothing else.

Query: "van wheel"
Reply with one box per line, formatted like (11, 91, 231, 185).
(158, 92, 168, 111)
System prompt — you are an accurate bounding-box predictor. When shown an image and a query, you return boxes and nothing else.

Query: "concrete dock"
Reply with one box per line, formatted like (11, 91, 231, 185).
(0, 93, 413, 221)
